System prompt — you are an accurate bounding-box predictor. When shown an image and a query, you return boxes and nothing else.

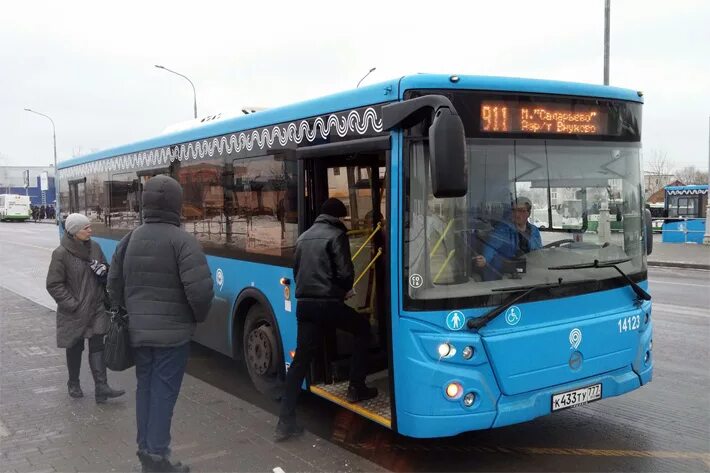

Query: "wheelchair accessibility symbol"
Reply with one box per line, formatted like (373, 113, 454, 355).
(505, 306, 522, 326)
(446, 311, 465, 331)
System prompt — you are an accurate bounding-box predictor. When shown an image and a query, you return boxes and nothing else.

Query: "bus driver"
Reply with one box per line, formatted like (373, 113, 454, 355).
(474, 196, 542, 279)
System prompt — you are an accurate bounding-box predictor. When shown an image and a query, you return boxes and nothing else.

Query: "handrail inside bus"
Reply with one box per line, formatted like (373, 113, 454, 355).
(430, 219, 454, 258)
(353, 248, 383, 287)
(351, 222, 382, 261)
(433, 249, 456, 284)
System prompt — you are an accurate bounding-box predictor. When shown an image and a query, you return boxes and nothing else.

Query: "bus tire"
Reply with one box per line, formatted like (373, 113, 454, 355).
(242, 303, 285, 399)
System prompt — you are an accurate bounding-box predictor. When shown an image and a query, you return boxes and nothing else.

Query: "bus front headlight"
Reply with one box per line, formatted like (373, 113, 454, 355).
(438, 343, 455, 358)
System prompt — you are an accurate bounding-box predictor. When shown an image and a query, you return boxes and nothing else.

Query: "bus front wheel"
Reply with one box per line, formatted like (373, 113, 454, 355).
(243, 304, 285, 399)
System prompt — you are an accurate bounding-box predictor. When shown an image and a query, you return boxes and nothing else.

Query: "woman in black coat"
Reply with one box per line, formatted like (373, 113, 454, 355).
(46, 213, 125, 402)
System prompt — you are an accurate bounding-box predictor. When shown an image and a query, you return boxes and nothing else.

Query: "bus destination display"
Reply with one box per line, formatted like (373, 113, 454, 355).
(481, 101, 609, 135)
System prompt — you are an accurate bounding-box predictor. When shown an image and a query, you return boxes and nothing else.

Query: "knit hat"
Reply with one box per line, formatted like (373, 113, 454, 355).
(64, 213, 90, 236)
(320, 198, 348, 218)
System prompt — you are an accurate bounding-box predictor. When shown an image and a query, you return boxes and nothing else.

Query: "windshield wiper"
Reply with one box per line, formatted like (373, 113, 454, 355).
(547, 258, 651, 301)
(467, 278, 563, 331)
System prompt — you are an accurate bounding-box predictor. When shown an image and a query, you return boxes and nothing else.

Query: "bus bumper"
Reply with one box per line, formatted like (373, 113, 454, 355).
(493, 366, 640, 428)
(396, 365, 647, 437)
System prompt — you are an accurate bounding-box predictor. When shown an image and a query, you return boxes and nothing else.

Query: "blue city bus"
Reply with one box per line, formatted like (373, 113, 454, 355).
(57, 74, 653, 438)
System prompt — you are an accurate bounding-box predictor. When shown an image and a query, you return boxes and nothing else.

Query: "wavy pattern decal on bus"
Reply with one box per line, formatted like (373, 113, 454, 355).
(61, 107, 384, 179)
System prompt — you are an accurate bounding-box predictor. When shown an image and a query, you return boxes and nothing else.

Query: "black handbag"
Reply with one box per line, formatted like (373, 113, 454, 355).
(103, 231, 134, 371)
(104, 307, 134, 371)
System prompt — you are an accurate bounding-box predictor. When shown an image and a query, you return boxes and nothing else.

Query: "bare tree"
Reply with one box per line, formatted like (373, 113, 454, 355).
(674, 166, 708, 185)
(646, 150, 673, 176)
(644, 150, 675, 197)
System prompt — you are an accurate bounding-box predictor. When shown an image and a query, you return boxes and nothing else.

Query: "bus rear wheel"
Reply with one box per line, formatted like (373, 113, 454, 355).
(243, 304, 284, 399)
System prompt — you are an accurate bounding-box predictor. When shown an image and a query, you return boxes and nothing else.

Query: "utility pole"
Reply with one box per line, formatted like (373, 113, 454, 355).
(24, 109, 58, 219)
(155, 65, 198, 119)
(357, 67, 376, 88)
(604, 0, 610, 85)
(704, 115, 710, 245)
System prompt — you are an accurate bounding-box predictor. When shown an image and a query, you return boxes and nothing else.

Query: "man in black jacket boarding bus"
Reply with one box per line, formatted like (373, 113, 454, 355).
(275, 197, 378, 442)
(108, 175, 213, 473)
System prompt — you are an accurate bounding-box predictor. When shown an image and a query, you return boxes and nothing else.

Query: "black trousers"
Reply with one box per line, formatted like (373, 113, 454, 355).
(279, 299, 370, 420)
(66, 335, 104, 382)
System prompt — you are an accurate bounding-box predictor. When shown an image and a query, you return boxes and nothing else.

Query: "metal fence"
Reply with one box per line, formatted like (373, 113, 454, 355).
(653, 217, 708, 243)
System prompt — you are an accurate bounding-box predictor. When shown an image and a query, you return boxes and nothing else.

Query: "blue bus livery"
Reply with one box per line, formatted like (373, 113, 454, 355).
(57, 74, 653, 438)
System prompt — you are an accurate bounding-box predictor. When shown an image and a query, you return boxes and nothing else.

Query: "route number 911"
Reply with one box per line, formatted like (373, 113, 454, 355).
(618, 315, 641, 333)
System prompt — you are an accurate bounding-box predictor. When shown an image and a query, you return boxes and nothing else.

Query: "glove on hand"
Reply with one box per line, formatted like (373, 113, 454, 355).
(90, 259, 107, 278)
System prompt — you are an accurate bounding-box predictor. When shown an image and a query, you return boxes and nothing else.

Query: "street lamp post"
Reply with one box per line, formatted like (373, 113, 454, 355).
(24, 108, 58, 220)
(604, 0, 610, 85)
(704, 115, 710, 245)
(357, 67, 376, 88)
(155, 65, 198, 119)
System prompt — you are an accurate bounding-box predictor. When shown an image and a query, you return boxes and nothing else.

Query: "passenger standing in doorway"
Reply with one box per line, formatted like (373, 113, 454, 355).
(46, 213, 125, 403)
(275, 198, 378, 442)
(107, 176, 213, 473)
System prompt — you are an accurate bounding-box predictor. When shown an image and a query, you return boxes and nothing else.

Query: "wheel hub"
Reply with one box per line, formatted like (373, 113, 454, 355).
(246, 325, 276, 376)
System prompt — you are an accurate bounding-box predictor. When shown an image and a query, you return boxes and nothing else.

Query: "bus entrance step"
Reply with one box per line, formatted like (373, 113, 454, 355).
(309, 373, 391, 429)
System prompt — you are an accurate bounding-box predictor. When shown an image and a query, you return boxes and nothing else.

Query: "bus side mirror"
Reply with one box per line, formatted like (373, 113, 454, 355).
(644, 208, 653, 255)
(429, 107, 467, 198)
(383, 94, 468, 198)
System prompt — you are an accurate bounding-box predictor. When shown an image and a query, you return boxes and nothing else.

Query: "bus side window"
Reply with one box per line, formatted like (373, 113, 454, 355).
(108, 172, 141, 230)
(68, 178, 87, 215)
(230, 154, 298, 259)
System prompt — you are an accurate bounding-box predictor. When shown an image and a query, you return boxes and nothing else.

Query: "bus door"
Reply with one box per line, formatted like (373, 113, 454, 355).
(301, 151, 390, 416)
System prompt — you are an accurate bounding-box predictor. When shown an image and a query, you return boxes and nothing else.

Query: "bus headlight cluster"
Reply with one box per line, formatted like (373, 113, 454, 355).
(438, 343, 476, 360)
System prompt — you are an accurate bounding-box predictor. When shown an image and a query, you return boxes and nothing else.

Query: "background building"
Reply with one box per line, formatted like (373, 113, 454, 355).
(0, 166, 56, 206)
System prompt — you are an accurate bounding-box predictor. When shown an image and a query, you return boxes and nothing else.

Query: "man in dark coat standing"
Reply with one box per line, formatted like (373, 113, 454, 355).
(108, 176, 213, 473)
(275, 198, 378, 442)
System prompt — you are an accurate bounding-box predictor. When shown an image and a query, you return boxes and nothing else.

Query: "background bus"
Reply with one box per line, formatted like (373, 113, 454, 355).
(0, 194, 31, 221)
(56, 74, 653, 438)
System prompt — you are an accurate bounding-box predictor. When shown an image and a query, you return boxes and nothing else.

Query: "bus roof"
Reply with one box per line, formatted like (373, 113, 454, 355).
(58, 74, 643, 170)
(665, 184, 708, 195)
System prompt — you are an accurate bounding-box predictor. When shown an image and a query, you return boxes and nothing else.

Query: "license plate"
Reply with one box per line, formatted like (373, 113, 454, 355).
(551, 383, 602, 411)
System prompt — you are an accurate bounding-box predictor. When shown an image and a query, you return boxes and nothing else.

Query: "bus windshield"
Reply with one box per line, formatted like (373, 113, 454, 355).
(405, 139, 645, 309)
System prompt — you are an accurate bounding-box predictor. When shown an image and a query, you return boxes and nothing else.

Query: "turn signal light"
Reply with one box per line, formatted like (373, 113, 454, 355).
(462, 346, 474, 359)
(445, 382, 463, 399)
(463, 392, 476, 407)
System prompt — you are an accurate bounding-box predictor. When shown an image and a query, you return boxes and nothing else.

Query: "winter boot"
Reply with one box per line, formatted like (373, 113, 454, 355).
(89, 351, 125, 403)
(138, 451, 190, 473)
(346, 383, 378, 403)
(274, 418, 305, 442)
(67, 380, 84, 398)
(137, 451, 152, 473)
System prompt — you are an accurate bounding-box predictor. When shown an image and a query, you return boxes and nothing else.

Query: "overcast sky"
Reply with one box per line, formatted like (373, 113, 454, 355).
(1, 0, 708, 173)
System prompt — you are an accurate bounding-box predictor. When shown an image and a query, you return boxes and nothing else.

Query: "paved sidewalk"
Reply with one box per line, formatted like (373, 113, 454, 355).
(648, 235, 710, 270)
(0, 288, 384, 473)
